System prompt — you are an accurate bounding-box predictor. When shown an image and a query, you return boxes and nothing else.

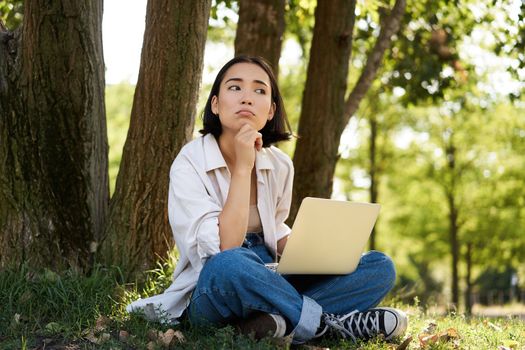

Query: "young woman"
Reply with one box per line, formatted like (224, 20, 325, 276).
(127, 56, 408, 343)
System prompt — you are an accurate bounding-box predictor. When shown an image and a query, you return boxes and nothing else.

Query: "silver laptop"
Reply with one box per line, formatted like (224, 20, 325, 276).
(274, 197, 380, 275)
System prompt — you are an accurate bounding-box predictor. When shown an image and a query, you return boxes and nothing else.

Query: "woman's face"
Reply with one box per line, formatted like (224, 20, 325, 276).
(211, 63, 275, 135)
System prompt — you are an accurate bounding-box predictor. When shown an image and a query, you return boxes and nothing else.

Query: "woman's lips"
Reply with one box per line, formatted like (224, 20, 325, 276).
(236, 109, 255, 117)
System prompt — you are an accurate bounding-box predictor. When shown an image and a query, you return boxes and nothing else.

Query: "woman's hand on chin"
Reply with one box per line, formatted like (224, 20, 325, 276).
(233, 124, 263, 173)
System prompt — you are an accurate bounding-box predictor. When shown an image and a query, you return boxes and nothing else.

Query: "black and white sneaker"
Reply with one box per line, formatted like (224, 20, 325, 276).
(315, 307, 408, 342)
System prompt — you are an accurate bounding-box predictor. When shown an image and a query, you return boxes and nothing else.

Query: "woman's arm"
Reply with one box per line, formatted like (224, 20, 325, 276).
(218, 124, 262, 251)
(218, 167, 252, 250)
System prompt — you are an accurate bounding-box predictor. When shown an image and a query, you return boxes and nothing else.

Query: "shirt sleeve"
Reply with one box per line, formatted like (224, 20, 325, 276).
(168, 162, 221, 267)
(275, 157, 294, 241)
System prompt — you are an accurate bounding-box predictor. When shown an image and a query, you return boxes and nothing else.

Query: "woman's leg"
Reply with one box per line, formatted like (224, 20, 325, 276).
(289, 251, 396, 314)
(187, 247, 322, 341)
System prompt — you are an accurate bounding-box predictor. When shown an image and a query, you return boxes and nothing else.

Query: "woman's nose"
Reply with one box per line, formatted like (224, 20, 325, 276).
(241, 92, 253, 105)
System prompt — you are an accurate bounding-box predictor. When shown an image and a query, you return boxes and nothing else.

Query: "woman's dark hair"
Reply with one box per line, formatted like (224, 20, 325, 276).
(199, 55, 292, 147)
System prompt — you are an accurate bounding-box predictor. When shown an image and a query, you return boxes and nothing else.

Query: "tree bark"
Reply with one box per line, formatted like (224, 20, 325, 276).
(101, 0, 211, 274)
(368, 116, 379, 250)
(0, 0, 108, 270)
(234, 0, 285, 77)
(290, 0, 406, 222)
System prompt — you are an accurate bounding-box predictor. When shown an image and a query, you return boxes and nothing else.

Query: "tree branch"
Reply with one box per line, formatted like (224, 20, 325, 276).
(343, 0, 406, 121)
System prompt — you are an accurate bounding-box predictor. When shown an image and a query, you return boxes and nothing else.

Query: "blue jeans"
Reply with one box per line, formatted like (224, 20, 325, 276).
(187, 233, 396, 343)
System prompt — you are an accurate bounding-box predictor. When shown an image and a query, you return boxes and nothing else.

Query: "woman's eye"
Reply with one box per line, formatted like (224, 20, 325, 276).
(227, 85, 241, 91)
(255, 88, 266, 94)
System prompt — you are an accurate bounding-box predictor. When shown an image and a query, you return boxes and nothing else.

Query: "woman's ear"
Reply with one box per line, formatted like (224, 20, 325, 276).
(268, 102, 276, 121)
(211, 95, 219, 115)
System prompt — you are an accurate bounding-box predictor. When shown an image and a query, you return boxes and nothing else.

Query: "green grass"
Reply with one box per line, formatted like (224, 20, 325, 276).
(1, 264, 524, 350)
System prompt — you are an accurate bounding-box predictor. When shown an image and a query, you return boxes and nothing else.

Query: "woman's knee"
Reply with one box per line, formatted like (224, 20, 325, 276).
(362, 251, 396, 289)
(200, 247, 260, 282)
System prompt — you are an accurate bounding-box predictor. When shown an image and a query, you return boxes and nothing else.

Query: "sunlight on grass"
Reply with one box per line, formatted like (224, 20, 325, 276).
(1, 258, 524, 349)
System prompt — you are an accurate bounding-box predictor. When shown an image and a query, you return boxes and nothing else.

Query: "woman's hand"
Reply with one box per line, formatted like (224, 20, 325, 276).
(233, 124, 262, 174)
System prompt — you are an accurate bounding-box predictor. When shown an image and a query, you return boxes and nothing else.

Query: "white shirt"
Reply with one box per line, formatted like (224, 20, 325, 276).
(126, 133, 294, 321)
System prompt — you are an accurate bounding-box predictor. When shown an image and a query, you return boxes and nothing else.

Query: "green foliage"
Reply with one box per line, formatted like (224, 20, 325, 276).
(378, 0, 484, 104)
(208, 0, 238, 43)
(0, 0, 23, 29)
(284, 0, 316, 58)
(486, 0, 525, 94)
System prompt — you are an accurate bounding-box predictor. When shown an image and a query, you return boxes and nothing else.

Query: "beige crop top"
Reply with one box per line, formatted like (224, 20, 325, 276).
(246, 204, 263, 233)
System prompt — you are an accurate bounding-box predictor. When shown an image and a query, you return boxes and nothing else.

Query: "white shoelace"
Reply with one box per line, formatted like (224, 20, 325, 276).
(315, 310, 381, 342)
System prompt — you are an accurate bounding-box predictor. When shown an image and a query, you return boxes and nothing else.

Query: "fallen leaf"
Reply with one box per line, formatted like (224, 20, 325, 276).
(442, 327, 460, 341)
(95, 315, 111, 331)
(422, 321, 437, 334)
(119, 330, 130, 342)
(446, 328, 459, 338)
(396, 335, 413, 350)
(84, 330, 98, 344)
(160, 329, 174, 347)
(85, 330, 110, 345)
(147, 329, 159, 341)
(175, 331, 186, 343)
(173, 330, 185, 343)
(418, 332, 439, 347)
(418, 327, 460, 348)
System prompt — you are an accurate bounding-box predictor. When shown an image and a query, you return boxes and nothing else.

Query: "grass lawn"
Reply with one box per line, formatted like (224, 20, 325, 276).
(1, 265, 524, 350)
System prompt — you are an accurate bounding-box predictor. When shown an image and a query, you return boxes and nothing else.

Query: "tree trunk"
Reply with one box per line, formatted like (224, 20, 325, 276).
(289, 0, 356, 223)
(101, 0, 211, 274)
(0, 0, 108, 270)
(234, 0, 285, 77)
(368, 116, 379, 250)
(448, 194, 460, 308)
(465, 241, 473, 315)
(446, 142, 460, 308)
(290, 0, 406, 222)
